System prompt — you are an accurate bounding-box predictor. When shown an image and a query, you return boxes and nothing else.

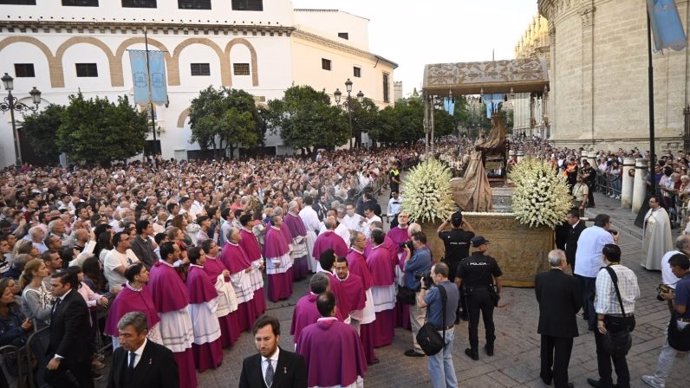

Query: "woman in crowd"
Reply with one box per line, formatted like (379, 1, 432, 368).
(18, 259, 52, 330)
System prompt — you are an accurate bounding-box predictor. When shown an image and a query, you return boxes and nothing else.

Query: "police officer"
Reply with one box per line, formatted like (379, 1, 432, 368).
(437, 211, 475, 321)
(457, 235, 503, 361)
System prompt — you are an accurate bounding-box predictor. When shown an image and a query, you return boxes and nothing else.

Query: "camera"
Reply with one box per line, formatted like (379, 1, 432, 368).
(657, 284, 672, 301)
(608, 229, 618, 236)
(414, 271, 433, 290)
(399, 241, 414, 250)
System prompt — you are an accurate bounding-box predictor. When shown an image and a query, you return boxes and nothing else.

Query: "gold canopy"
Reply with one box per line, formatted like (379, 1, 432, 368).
(422, 57, 549, 95)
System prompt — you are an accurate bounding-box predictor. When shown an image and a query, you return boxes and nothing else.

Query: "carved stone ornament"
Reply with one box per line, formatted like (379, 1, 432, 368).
(581, 6, 595, 27)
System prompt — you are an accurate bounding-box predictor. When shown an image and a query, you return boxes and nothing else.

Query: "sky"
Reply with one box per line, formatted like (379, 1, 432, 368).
(291, 0, 539, 96)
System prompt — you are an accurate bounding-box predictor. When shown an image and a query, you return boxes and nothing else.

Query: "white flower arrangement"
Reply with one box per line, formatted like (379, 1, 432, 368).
(509, 157, 571, 228)
(401, 157, 455, 223)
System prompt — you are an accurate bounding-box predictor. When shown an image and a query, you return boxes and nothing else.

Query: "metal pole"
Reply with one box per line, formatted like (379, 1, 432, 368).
(430, 97, 435, 154)
(347, 91, 353, 149)
(647, 10, 656, 196)
(144, 27, 158, 155)
(7, 91, 21, 166)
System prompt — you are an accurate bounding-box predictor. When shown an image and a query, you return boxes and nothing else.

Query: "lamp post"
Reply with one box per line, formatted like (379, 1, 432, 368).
(333, 78, 364, 149)
(0, 73, 41, 166)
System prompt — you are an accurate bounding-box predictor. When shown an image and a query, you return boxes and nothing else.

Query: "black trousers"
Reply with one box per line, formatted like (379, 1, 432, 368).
(593, 316, 635, 388)
(45, 359, 94, 388)
(466, 290, 495, 351)
(540, 335, 574, 388)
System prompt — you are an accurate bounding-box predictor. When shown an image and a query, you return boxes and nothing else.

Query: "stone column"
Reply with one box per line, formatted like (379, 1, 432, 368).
(621, 157, 635, 209)
(581, 7, 595, 142)
(580, 150, 588, 165)
(632, 158, 648, 213)
(587, 151, 596, 167)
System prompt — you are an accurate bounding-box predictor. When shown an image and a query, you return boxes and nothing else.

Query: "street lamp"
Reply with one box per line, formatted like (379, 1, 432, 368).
(0, 73, 41, 166)
(334, 78, 364, 149)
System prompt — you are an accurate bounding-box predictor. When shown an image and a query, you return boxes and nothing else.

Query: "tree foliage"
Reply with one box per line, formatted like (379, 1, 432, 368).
(267, 85, 348, 153)
(20, 104, 65, 161)
(188, 87, 260, 158)
(56, 93, 148, 165)
(371, 97, 425, 144)
(350, 97, 380, 148)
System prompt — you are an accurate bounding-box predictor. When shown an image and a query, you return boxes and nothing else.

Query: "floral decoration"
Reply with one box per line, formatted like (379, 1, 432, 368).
(401, 157, 455, 223)
(509, 157, 571, 228)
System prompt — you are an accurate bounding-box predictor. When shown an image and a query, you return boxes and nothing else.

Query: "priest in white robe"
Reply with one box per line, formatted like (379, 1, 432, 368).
(642, 196, 674, 270)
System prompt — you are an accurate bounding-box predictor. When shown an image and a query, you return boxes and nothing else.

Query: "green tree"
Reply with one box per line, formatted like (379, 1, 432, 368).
(370, 97, 425, 145)
(267, 85, 348, 153)
(20, 104, 65, 162)
(350, 97, 380, 148)
(188, 87, 260, 159)
(56, 93, 148, 165)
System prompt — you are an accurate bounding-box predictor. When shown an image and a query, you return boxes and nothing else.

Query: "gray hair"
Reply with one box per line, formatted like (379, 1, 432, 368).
(547, 249, 566, 267)
(676, 235, 690, 251)
(288, 200, 299, 213)
(350, 231, 363, 247)
(117, 311, 149, 334)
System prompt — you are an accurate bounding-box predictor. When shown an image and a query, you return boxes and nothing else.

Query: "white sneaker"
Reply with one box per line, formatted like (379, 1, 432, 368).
(641, 375, 665, 388)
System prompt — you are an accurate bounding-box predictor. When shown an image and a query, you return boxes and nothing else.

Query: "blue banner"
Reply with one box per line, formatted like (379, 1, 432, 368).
(128, 50, 168, 106)
(648, 0, 687, 52)
(148, 51, 168, 105)
(482, 94, 504, 118)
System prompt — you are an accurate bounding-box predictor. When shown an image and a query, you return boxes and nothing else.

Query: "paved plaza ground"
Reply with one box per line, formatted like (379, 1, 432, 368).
(97, 191, 690, 388)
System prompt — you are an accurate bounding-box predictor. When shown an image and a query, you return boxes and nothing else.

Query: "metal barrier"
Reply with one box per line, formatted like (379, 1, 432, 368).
(24, 327, 48, 388)
(0, 344, 28, 388)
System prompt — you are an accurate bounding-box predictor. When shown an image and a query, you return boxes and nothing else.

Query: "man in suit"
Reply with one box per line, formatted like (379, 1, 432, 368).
(45, 270, 94, 388)
(107, 311, 179, 388)
(239, 315, 307, 388)
(535, 249, 582, 388)
(564, 208, 587, 269)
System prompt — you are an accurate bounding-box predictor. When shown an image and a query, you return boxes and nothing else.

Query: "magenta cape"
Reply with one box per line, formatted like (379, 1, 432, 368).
(366, 244, 395, 286)
(313, 231, 348, 258)
(387, 226, 409, 254)
(104, 284, 160, 336)
(281, 224, 293, 244)
(346, 249, 373, 290)
(202, 256, 227, 279)
(331, 273, 366, 318)
(239, 228, 262, 261)
(186, 265, 218, 304)
(219, 242, 252, 275)
(264, 226, 289, 258)
(297, 318, 367, 387)
(149, 260, 190, 313)
(290, 293, 321, 342)
(284, 212, 307, 237)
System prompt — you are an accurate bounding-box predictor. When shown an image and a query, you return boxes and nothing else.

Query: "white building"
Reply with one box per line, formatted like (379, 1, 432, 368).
(0, 0, 397, 167)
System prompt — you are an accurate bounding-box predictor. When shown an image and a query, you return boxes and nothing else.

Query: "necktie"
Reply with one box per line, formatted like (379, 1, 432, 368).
(265, 359, 274, 387)
(51, 298, 61, 316)
(128, 351, 136, 370)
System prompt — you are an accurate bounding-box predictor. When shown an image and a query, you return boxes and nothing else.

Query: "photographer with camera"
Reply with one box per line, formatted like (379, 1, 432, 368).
(457, 236, 503, 361)
(642, 253, 690, 388)
(437, 211, 475, 321)
(417, 262, 459, 388)
(402, 232, 432, 358)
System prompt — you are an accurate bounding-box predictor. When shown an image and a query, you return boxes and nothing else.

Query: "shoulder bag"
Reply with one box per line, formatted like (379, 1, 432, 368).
(601, 266, 633, 356)
(416, 285, 447, 356)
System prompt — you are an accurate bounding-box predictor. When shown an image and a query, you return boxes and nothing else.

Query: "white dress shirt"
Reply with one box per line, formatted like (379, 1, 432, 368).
(261, 347, 280, 387)
(574, 226, 614, 278)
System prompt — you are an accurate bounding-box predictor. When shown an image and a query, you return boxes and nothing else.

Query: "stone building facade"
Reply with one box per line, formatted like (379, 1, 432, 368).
(538, 0, 689, 152)
(513, 14, 550, 137)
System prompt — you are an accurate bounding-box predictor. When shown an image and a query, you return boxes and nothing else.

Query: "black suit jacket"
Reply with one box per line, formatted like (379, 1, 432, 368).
(47, 288, 91, 363)
(535, 269, 582, 338)
(239, 347, 307, 388)
(564, 220, 586, 265)
(107, 339, 179, 388)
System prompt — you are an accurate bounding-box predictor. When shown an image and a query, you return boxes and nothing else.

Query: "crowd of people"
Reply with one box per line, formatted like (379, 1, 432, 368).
(0, 145, 421, 388)
(0, 137, 689, 388)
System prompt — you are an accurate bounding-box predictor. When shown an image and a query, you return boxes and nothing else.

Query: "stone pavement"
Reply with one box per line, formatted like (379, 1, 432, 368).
(96, 191, 689, 388)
